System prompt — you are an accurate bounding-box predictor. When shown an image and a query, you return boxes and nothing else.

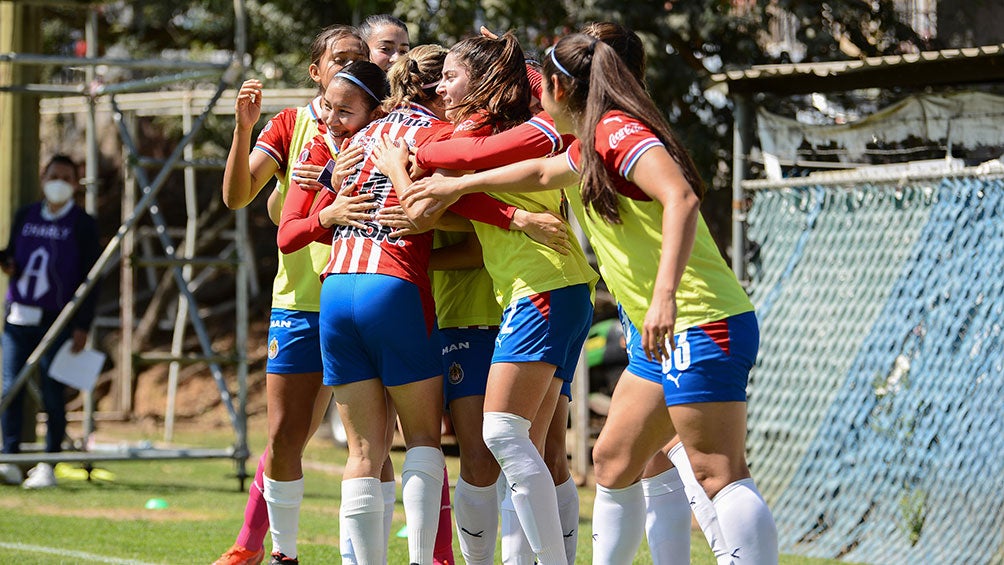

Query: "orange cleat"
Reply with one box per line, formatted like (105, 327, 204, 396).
(212, 543, 265, 565)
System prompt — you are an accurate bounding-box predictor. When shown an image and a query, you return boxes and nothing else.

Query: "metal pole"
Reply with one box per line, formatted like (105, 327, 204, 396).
(731, 94, 754, 283)
(567, 211, 591, 481)
(0, 52, 228, 71)
(80, 5, 99, 440)
(571, 348, 589, 482)
(92, 70, 221, 96)
(110, 93, 240, 429)
(83, 6, 98, 214)
(164, 93, 197, 442)
(0, 79, 230, 417)
(231, 0, 250, 488)
(119, 112, 136, 414)
(235, 207, 251, 487)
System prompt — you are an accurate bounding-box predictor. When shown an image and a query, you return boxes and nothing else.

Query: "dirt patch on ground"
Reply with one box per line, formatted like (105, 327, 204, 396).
(0, 497, 218, 522)
(87, 315, 273, 428)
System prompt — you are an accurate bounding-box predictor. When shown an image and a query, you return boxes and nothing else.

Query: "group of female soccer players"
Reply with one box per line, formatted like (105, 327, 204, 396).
(216, 12, 779, 565)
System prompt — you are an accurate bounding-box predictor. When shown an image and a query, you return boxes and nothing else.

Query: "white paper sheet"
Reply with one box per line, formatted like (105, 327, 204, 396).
(49, 340, 105, 391)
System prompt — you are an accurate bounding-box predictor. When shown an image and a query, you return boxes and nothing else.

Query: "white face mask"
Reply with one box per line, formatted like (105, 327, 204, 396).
(43, 179, 75, 205)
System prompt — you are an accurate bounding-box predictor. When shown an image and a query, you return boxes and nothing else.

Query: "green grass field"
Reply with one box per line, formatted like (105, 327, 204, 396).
(0, 420, 846, 564)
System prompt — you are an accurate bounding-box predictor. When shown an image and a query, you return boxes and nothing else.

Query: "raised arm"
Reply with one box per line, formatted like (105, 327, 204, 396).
(222, 80, 281, 209)
(414, 115, 570, 172)
(373, 136, 570, 253)
(403, 152, 577, 213)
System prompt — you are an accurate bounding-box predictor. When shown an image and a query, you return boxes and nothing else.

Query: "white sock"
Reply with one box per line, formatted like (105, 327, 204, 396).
(555, 477, 579, 565)
(591, 482, 646, 564)
(669, 443, 729, 562)
(499, 473, 535, 565)
(453, 476, 499, 565)
(482, 412, 566, 565)
(382, 480, 396, 548)
(642, 467, 692, 565)
(340, 477, 385, 565)
(402, 446, 446, 565)
(712, 478, 779, 565)
(263, 475, 304, 558)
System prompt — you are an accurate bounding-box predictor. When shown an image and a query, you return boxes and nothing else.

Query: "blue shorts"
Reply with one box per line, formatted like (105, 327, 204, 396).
(492, 284, 593, 383)
(266, 309, 323, 374)
(617, 305, 758, 406)
(438, 327, 497, 403)
(319, 273, 441, 387)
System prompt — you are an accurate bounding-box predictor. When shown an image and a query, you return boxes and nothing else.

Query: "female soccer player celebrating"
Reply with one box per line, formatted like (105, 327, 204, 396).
(358, 14, 410, 71)
(279, 45, 458, 565)
(216, 25, 369, 565)
(377, 32, 596, 565)
(404, 33, 780, 565)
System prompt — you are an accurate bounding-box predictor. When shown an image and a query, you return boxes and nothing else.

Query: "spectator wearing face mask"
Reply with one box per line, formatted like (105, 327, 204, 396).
(0, 154, 100, 489)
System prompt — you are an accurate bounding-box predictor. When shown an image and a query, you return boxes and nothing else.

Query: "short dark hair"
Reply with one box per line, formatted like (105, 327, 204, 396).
(44, 154, 79, 180)
(334, 60, 389, 111)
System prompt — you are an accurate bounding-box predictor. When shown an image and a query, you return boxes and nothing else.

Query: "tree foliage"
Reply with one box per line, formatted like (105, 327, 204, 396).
(39, 0, 940, 245)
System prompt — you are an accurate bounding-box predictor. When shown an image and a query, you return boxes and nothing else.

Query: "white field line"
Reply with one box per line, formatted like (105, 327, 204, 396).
(0, 541, 159, 564)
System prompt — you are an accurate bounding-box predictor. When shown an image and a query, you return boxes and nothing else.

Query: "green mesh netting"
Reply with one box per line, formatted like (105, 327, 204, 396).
(744, 174, 1004, 564)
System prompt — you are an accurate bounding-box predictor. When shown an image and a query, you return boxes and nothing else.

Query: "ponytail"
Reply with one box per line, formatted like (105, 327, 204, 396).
(384, 44, 448, 110)
(546, 33, 704, 224)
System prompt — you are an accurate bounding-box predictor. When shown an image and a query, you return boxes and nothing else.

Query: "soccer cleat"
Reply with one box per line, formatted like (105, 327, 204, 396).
(269, 552, 299, 565)
(0, 463, 23, 485)
(22, 462, 56, 489)
(212, 543, 265, 565)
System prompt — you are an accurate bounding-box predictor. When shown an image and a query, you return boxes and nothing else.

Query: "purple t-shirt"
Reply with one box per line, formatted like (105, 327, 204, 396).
(5, 202, 96, 322)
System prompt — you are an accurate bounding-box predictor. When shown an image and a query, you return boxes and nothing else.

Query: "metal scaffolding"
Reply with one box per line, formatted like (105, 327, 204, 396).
(0, 0, 254, 488)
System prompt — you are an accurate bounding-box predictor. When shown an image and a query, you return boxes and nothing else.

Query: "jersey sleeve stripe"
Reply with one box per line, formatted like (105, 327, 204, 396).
(619, 138, 664, 180)
(565, 150, 580, 174)
(527, 116, 563, 154)
(253, 142, 284, 167)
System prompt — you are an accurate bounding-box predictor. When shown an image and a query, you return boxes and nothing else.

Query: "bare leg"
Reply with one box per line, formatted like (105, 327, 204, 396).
(451, 394, 501, 564)
(387, 376, 446, 565)
(483, 362, 566, 565)
(590, 372, 673, 564)
(670, 402, 778, 564)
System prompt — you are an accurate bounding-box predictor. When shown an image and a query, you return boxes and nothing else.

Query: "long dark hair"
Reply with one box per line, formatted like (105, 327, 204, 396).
(544, 33, 705, 224)
(447, 32, 531, 133)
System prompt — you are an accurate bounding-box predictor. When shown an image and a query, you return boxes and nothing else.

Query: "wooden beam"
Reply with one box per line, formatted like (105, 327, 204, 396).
(1, 1, 43, 442)
(0, 1, 42, 246)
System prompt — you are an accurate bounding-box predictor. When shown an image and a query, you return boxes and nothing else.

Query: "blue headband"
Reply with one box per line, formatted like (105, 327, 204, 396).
(549, 49, 574, 79)
(335, 71, 381, 103)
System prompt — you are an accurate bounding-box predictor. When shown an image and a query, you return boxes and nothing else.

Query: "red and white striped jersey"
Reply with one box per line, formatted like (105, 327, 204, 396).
(323, 102, 453, 294)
